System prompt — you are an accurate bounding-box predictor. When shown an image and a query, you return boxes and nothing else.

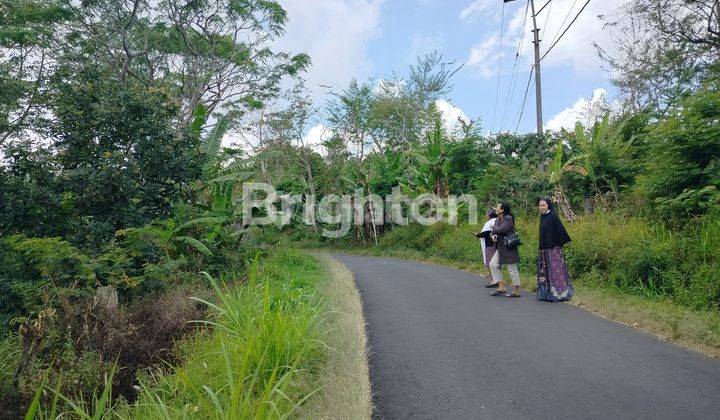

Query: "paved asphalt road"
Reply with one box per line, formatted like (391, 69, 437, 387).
(330, 253, 720, 420)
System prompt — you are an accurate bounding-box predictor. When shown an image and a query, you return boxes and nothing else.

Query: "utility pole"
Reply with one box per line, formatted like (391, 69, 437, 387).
(529, 0, 543, 139)
(503, 1, 544, 131)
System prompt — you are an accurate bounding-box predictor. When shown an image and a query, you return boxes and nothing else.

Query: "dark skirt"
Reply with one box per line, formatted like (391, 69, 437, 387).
(536, 246, 574, 302)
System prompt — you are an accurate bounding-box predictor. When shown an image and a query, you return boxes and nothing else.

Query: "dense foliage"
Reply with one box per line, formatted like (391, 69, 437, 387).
(0, 0, 719, 417)
(0, 0, 311, 416)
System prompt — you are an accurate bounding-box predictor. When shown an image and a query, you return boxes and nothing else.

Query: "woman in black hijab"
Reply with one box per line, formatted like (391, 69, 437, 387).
(536, 197, 574, 301)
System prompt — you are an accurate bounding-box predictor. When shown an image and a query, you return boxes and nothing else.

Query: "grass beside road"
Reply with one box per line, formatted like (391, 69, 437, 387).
(299, 253, 373, 419)
(27, 247, 373, 418)
(316, 245, 720, 359)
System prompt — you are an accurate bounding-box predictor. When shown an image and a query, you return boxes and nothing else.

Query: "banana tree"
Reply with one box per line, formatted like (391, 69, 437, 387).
(548, 136, 588, 222)
(189, 103, 255, 234)
(117, 216, 227, 259)
(189, 104, 233, 174)
(409, 118, 450, 198)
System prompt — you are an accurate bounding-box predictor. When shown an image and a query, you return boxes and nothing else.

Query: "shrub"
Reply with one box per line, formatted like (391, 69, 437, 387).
(2, 286, 210, 416)
(433, 224, 483, 263)
(114, 249, 325, 418)
(377, 223, 426, 250)
(411, 222, 453, 251)
(635, 76, 720, 218)
(0, 236, 96, 327)
(0, 336, 23, 419)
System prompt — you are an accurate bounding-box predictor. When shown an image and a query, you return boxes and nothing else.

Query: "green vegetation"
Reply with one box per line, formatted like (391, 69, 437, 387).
(0, 1, 332, 417)
(1, 0, 719, 416)
(347, 211, 720, 312)
(241, 1, 720, 338)
(120, 249, 326, 419)
(12, 248, 355, 418)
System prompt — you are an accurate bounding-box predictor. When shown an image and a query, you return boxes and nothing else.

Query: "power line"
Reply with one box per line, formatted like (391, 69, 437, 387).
(514, 68, 534, 133)
(513, 0, 590, 134)
(548, 0, 580, 47)
(541, 0, 553, 39)
(536, 0, 552, 15)
(540, 0, 591, 62)
(499, 0, 530, 132)
(490, 1, 506, 134)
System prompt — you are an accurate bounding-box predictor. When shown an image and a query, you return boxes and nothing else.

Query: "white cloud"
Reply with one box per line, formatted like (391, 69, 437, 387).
(508, 0, 625, 73)
(546, 88, 610, 132)
(466, 33, 500, 78)
(459, 0, 495, 21)
(302, 124, 333, 154)
(435, 99, 469, 133)
(275, 0, 385, 103)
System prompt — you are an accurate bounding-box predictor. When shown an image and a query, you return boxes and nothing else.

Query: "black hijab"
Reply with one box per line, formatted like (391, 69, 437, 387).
(538, 198, 571, 250)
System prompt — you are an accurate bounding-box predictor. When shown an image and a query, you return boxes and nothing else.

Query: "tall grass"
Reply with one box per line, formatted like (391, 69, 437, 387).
(31, 248, 327, 419)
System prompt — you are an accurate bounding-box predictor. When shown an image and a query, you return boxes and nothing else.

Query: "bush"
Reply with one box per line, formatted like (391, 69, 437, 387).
(1, 286, 210, 416)
(635, 76, 720, 219)
(377, 223, 426, 250)
(433, 224, 483, 263)
(97, 248, 326, 418)
(0, 235, 96, 327)
(0, 336, 23, 419)
(0, 214, 251, 415)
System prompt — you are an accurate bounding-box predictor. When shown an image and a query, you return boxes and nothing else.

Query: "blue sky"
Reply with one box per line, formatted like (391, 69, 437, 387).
(269, 0, 625, 146)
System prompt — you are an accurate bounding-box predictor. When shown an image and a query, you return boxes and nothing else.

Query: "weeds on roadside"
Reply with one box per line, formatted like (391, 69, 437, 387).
(27, 249, 327, 419)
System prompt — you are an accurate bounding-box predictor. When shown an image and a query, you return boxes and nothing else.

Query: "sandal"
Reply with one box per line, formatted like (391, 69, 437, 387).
(485, 282, 499, 288)
(506, 292, 521, 298)
(490, 290, 507, 296)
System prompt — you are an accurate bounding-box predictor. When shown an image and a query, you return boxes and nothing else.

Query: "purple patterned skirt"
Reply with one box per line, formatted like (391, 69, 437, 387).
(537, 246, 574, 301)
(484, 246, 496, 268)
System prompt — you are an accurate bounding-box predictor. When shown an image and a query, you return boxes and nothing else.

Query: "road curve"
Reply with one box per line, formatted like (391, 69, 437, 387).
(329, 253, 720, 420)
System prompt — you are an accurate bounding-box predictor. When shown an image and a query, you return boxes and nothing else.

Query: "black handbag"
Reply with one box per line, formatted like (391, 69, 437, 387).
(504, 232, 523, 249)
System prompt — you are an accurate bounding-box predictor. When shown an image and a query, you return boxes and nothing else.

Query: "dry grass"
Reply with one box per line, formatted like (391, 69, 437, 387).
(317, 246, 720, 359)
(298, 252, 373, 420)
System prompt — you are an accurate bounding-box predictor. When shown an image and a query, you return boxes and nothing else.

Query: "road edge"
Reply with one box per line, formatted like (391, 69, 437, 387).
(320, 248, 720, 360)
(299, 252, 373, 419)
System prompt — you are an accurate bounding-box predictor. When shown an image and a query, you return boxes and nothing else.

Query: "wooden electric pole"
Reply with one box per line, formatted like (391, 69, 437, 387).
(529, 0, 544, 139)
(506, 0, 546, 168)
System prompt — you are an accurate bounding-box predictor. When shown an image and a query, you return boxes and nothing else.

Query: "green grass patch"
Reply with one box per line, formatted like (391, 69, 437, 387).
(26, 247, 335, 418)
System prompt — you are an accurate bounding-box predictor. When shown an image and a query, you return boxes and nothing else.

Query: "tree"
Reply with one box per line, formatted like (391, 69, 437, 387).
(409, 118, 450, 197)
(369, 52, 460, 152)
(597, 0, 720, 114)
(59, 0, 310, 130)
(0, 0, 310, 147)
(446, 120, 488, 194)
(635, 75, 720, 218)
(48, 62, 204, 244)
(568, 115, 636, 212)
(327, 79, 375, 160)
(0, 0, 68, 144)
(0, 141, 66, 238)
(0, 1, 311, 246)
